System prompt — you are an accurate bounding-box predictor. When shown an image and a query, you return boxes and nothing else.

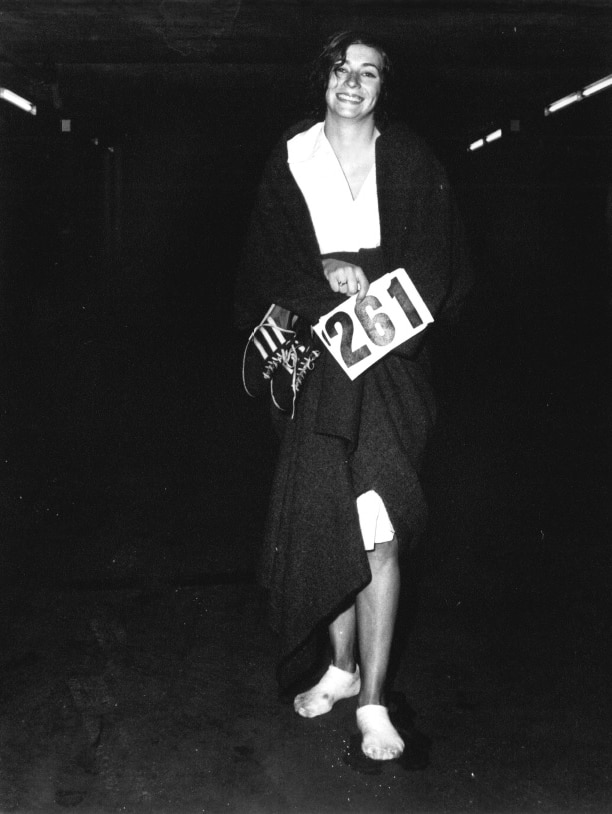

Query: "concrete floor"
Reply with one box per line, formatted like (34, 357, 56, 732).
(2, 311, 611, 813)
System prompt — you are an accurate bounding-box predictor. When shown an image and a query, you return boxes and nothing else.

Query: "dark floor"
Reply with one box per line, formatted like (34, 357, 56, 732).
(1, 308, 611, 813)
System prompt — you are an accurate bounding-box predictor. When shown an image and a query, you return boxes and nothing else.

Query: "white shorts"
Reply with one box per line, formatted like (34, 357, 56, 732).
(357, 490, 395, 551)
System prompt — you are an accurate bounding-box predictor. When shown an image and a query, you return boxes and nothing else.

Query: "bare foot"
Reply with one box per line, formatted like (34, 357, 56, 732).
(356, 704, 404, 760)
(294, 665, 360, 718)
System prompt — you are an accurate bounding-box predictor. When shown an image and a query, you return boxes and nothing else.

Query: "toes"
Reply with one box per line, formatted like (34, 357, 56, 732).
(297, 706, 321, 718)
(295, 699, 328, 717)
(363, 744, 403, 761)
(362, 737, 404, 761)
(294, 690, 332, 717)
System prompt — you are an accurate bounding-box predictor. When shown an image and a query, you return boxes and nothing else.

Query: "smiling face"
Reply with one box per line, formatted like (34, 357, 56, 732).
(324, 43, 383, 123)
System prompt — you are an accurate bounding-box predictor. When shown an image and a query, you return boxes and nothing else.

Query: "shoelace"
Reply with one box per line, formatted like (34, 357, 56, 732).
(262, 343, 299, 380)
(294, 348, 320, 391)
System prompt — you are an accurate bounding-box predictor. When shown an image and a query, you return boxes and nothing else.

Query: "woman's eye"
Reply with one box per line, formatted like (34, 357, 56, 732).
(334, 65, 347, 74)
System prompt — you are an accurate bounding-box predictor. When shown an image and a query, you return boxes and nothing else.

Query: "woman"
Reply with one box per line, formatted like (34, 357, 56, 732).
(235, 31, 471, 761)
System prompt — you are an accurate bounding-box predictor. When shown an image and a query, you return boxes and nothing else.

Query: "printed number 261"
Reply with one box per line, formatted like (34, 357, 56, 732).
(324, 275, 423, 368)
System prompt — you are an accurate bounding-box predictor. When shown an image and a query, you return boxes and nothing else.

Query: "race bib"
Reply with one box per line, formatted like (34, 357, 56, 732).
(313, 269, 433, 380)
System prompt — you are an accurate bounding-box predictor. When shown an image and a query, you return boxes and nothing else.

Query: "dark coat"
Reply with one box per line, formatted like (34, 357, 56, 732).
(234, 119, 472, 686)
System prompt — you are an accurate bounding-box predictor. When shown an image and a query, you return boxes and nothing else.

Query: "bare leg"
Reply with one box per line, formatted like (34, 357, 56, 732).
(355, 536, 404, 759)
(329, 602, 357, 673)
(293, 603, 360, 717)
(356, 535, 400, 706)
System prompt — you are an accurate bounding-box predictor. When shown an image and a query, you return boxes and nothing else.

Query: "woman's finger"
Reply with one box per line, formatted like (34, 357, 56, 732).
(332, 271, 348, 293)
(340, 265, 364, 297)
(355, 268, 370, 300)
(344, 273, 360, 297)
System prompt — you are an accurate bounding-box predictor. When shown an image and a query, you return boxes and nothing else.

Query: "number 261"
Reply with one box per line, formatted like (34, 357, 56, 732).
(324, 275, 423, 368)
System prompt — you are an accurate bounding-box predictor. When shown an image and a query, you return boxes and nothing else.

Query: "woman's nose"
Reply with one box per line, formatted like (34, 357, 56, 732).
(345, 71, 360, 87)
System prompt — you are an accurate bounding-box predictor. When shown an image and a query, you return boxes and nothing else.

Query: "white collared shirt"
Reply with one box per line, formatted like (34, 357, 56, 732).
(287, 122, 381, 254)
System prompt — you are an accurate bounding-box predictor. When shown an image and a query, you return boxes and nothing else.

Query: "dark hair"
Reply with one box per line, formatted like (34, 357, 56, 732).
(308, 31, 393, 122)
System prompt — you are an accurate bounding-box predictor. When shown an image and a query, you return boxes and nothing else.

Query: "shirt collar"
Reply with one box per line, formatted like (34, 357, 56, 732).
(287, 122, 334, 164)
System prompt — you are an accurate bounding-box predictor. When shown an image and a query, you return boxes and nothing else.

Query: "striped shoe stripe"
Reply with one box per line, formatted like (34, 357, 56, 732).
(259, 324, 288, 353)
(266, 320, 289, 346)
(253, 335, 271, 358)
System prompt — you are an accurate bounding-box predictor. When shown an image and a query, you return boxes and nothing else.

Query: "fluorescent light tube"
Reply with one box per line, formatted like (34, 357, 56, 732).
(582, 73, 612, 98)
(469, 138, 484, 151)
(0, 87, 37, 115)
(545, 91, 582, 116)
(485, 128, 502, 142)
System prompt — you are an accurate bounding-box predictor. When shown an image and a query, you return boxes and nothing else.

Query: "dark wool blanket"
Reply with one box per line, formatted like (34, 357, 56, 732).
(234, 119, 472, 686)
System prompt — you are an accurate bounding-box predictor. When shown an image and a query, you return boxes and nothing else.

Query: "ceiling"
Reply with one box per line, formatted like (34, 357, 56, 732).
(0, 1, 611, 141)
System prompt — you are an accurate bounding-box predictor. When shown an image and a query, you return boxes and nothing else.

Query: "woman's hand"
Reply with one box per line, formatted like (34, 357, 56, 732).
(322, 258, 369, 301)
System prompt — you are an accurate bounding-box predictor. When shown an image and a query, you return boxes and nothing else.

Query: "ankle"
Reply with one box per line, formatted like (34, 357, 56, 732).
(358, 691, 386, 708)
(331, 657, 357, 674)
